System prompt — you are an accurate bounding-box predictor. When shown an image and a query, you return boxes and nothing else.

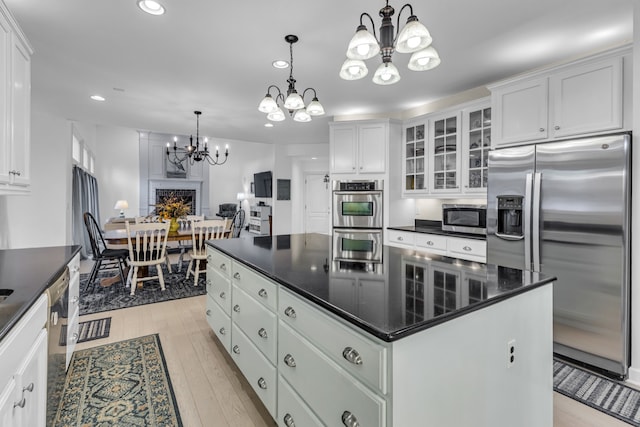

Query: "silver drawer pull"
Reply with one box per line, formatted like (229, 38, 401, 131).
(219, 291, 226, 299)
(397, 236, 403, 241)
(207, 255, 211, 261)
(554, 125, 560, 130)
(232, 345, 240, 354)
(463, 246, 472, 251)
(72, 333, 79, 342)
(71, 265, 80, 273)
(342, 347, 363, 365)
(284, 307, 296, 318)
(284, 413, 296, 427)
(342, 411, 360, 427)
(233, 304, 240, 313)
(206, 309, 211, 316)
(257, 377, 267, 389)
(71, 296, 79, 303)
(219, 263, 227, 271)
(427, 241, 434, 246)
(539, 127, 545, 132)
(258, 288, 268, 298)
(258, 328, 268, 339)
(233, 272, 241, 280)
(219, 327, 226, 335)
(284, 354, 297, 368)
(23, 383, 34, 393)
(14, 398, 25, 409)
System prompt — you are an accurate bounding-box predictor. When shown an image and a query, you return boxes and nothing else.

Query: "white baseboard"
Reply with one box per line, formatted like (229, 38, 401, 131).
(627, 366, 640, 386)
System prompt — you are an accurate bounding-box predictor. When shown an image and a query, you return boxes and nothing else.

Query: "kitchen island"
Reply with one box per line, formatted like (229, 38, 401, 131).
(205, 233, 554, 427)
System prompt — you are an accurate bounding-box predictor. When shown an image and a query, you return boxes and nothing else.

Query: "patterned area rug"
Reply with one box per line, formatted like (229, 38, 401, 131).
(60, 317, 111, 345)
(554, 358, 640, 426)
(52, 334, 182, 427)
(80, 261, 206, 315)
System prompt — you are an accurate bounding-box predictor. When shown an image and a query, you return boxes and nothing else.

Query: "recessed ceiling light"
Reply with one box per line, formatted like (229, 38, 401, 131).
(264, 123, 274, 128)
(272, 60, 289, 69)
(90, 95, 105, 101)
(311, 157, 317, 160)
(137, 0, 165, 15)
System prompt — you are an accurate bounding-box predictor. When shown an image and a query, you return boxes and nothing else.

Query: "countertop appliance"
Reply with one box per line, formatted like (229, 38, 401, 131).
(442, 204, 487, 235)
(487, 133, 631, 378)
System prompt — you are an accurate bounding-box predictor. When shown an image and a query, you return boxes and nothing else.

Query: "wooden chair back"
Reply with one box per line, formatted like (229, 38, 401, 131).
(190, 219, 228, 259)
(83, 212, 107, 258)
(177, 215, 204, 230)
(125, 221, 170, 266)
(134, 215, 163, 224)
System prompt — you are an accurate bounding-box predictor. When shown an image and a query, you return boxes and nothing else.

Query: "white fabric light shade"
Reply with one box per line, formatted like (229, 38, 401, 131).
(408, 46, 441, 71)
(372, 62, 401, 85)
(293, 109, 312, 122)
(258, 94, 278, 113)
(284, 91, 305, 110)
(395, 19, 432, 53)
(114, 200, 129, 209)
(346, 29, 380, 60)
(339, 58, 368, 80)
(306, 98, 325, 116)
(267, 107, 286, 122)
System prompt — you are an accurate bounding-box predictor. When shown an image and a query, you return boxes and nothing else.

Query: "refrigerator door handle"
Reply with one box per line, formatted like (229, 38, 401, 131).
(494, 232, 524, 241)
(532, 172, 542, 271)
(524, 173, 533, 270)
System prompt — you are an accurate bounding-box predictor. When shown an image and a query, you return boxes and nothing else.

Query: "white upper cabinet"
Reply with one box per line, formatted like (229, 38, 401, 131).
(461, 102, 491, 193)
(330, 121, 387, 175)
(0, 2, 32, 195)
(402, 121, 428, 194)
(429, 112, 461, 194)
(490, 50, 626, 148)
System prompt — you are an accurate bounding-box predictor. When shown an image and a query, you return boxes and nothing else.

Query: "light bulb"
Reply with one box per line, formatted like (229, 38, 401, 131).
(356, 44, 370, 56)
(407, 36, 421, 50)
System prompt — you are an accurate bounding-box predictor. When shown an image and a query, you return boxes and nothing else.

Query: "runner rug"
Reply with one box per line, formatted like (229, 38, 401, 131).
(554, 358, 640, 426)
(52, 334, 182, 427)
(80, 261, 206, 315)
(59, 317, 111, 345)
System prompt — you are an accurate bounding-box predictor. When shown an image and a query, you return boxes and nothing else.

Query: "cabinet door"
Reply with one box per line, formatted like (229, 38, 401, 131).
(358, 123, 386, 173)
(429, 265, 461, 318)
(402, 122, 428, 194)
(0, 378, 18, 427)
(492, 77, 548, 146)
(551, 57, 622, 138)
(16, 329, 47, 427)
(461, 271, 488, 306)
(429, 112, 461, 194)
(462, 105, 491, 193)
(0, 10, 10, 185)
(330, 125, 357, 173)
(9, 33, 30, 187)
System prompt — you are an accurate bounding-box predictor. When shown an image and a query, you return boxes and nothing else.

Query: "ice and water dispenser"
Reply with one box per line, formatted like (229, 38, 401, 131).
(496, 196, 524, 238)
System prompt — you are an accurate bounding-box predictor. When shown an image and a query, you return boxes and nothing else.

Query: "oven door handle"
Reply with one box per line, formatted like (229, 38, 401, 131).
(333, 191, 382, 196)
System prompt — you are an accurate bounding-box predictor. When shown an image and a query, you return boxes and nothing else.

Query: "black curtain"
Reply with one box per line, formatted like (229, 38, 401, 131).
(72, 165, 100, 259)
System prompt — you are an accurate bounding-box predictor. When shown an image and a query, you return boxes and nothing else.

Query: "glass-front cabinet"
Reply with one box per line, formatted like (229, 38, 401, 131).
(462, 103, 491, 193)
(402, 122, 428, 194)
(430, 112, 461, 194)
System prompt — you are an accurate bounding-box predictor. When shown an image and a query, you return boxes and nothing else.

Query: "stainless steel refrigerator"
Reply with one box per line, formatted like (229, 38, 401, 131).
(487, 133, 631, 378)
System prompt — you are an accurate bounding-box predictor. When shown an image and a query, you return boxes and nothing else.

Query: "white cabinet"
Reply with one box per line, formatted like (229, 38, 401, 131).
(461, 103, 491, 193)
(330, 121, 387, 175)
(0, 294, 48, 427)
(491, 53, 625, 147)
(0, 2, 32, 195)
(249, 205, 271, 235)
(429, 112, 461, 194)
(66, 254, 81, 368)
(402, 121, 428, 194)
(387, 229, 486, 263)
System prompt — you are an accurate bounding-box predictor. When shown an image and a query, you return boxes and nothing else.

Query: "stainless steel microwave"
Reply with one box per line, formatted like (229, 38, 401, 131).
(442, 204, 487, 235)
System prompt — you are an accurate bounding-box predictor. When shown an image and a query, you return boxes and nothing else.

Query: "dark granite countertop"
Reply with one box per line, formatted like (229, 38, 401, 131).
(207, 234, 553, 342)
(388, 219, 486, 241)
(0, 245, 82, 341)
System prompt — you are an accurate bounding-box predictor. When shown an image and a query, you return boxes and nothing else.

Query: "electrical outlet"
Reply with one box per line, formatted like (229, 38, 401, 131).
(507, 339, 516, 368)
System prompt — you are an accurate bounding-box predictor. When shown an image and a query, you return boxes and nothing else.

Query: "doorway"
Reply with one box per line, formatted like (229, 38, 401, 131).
(304, 173, 330, 234)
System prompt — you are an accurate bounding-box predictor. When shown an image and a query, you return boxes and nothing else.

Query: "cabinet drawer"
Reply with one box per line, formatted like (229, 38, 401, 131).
(230, 324, 276, 418)
(387, 230, 415, 247)
(206, 247, 231, 278)
(415, 233, 447, 254)
(206, 295, 231, 353)
(279, 321, 386, 427)
(279, 288, 388, 395)
(278, 375, 324, 427)
(447, 237, 487, 262)
(231, 262, 277, 311)
(232, 285, 277, 363)
(207, 268, 231, 315)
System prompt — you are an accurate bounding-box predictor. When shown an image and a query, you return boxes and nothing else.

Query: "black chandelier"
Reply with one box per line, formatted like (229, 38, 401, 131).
(166, 111, 229, 167)
(258, 35, 325, 123)
(339, 1, 441, 85)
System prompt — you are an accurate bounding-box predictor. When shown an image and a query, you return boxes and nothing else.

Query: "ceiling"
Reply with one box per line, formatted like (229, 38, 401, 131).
(4, 0, 634, 146)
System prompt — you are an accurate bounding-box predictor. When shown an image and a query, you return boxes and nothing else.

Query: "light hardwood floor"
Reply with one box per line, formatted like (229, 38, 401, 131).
(76, 262, 628, 426)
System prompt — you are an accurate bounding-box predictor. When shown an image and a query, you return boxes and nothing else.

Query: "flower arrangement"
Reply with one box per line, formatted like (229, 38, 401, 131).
(155, 193, 191, 220)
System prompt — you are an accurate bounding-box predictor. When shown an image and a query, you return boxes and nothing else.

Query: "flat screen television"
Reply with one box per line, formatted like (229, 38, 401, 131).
(254, 171, 273, 198)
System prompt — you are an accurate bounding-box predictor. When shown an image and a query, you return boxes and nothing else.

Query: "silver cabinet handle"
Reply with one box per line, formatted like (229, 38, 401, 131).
(219, 327, 226, 335)
(342, 347, 363, 365)
(71, 265, 80, 273)
(72, 333, 79, 342)
(257, 377, 267, 389)
(258, 328, 268, 339)
(219, 291, 226, 299)
(284, 307, 296, 318)
(258, 288, 268, 298)
(284, 413, 296, 427)
(284, 354, 296, 367)
(23, 383, 34, 393)
(426, 241, 434, 246)
(397, 236, 403, 241)
(71, 296, 79, 303)
(219, 263, 226, 271)
(9, 170, 21, 176)
(207, 255, 211, 261)
(233, 304, 240, 313)
(14, 398, 25, 409)
(206, 309, 211, 316)
(539, 128, 545, 132)
(232, 345, 240, 354)
(233, 272, 241, 280)
(554, 125, 560, 130)
(463, 246, 472, 251)
(342, 411, 360, 427)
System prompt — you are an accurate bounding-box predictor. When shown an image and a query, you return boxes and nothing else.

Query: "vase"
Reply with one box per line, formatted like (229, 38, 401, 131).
(169, 217, 179, 232)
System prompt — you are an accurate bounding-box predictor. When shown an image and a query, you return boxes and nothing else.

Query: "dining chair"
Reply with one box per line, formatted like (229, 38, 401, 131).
(186, 219, 228, 286)
(125, 221, 170, 296)
(176, 215, 205, 271)
(229, 209, 246, 238)
(83, 212, 129, 291)
(134, 215, 173, 273)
